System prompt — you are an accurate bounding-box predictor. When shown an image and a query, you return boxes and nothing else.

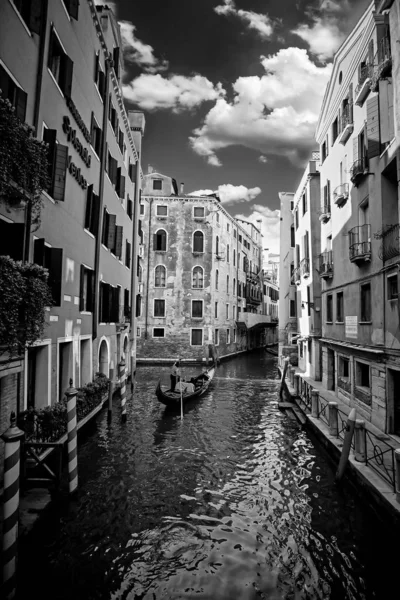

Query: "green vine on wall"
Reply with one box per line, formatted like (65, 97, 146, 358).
(0, 93, 50, 225)
(0, 256, 53, 357)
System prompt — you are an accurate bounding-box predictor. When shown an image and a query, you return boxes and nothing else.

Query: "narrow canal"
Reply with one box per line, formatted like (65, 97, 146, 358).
(17, 352, 397, 599)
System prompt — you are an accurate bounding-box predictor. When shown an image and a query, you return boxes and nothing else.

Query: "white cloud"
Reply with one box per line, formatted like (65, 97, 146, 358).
(119, 21, 169, 72)
(188, 184, 262, 205)
(122, 74, 226, 112)
(189, 47, 332, 167)
(291, 0, 350, 61)
(258, 155, 268, 163)
(215, 0, 274, 39)
(235, 205, 281, 255)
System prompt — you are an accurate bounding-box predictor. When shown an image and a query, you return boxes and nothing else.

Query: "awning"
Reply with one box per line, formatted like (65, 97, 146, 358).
(236, 321, 247, 330)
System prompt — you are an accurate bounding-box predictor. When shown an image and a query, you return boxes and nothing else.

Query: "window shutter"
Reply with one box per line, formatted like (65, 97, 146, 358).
(119, 129, 124, 150)
(98, 70, 105, 99)
(115, 225, 123, 258)
(112, 157, 118, 186)
(366, 95, 380, 158)
(102, 209, 108, 245)
(49, 247, 63, 306)
(113, 46, 120, 78)
(15, 87, 27, 122)
(126, 241, 131, 268)
(43, 128, 57, 187)
(62, 55, 73, 98)
(52, 144, 68, 201)
(136, 294, 141, 317)
(91, 192, 100, 237)
(353, 136, 359, 165)
(88, 269, 94, 312)
(90, 112, 95, 145)
(79, 264, 85, 311)
(28, 0, 43, 35)
(94, 52, 99, 82)
(348, 83, 353, 123)
(116, 166, 121, 194)
(85, 184, 93, 230)
(327, 180, 331, 207)
(33, 238, 46, 266)
(120, 175, 125, 199)
(66, 0, 79, 20)
(107, 214, 116, 250)
(48, 30, 55, 68)
(368, 39, 374, 65)
(379, 79, 394, 144)
(108, 96, 112, 121)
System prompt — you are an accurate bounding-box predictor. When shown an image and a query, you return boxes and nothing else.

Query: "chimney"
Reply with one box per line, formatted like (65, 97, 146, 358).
(180, 182, 184, 194)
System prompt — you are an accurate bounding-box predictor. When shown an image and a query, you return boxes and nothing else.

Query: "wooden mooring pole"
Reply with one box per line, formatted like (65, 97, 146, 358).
(336, 408, 356, 482)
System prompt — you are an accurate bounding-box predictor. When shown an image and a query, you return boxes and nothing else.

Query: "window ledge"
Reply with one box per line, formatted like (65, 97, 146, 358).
(154, 251, 167, 254)
(335, 321, 344, 324)
(8, 1, 33, 37)
(94, 84, 104, 103)
(355, 385, 371, 394)
(90, 146, 100, 163)
(80, 311, 92, 315)
(47, 68, 65, 98)
(84, 228, 95, 239)
(359, 321, 372, 325)
(42, 190, 56, 204)
(326, 321, 333, 324)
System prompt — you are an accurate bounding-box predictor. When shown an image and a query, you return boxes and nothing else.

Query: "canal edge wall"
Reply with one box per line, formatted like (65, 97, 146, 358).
(282, 374, 400, 528)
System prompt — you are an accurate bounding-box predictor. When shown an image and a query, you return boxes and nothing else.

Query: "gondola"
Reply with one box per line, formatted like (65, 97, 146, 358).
(155, 363, 216, 408)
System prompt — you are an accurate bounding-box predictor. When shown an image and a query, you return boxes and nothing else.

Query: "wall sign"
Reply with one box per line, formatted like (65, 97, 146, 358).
(345, 316, 357, 338)
(66, 96, 91, 143)
(62, 116, 91, 168)
(67, 156, 88, 189)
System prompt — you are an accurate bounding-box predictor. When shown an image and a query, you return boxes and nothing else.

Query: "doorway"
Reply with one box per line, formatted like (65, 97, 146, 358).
(388, 369, 400, 435)
(327, 349, 335, 391)
(59, 341, 73, 402)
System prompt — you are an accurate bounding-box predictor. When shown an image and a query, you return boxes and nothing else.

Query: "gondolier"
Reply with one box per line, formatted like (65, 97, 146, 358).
(170, 359, 181, 391)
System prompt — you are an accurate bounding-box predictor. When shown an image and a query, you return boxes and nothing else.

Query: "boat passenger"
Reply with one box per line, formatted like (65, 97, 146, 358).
(176, 380, 195, 393)
(170, 359, 181, 391)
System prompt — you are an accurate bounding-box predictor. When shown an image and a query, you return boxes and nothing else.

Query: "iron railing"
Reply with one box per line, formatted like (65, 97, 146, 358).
(292, 266, 301, 284)
(317, 396, 329, 426)
(349, 224, 371, 261)
(355, 63, 371, 97)
(371, 34, 392, 90)
(337, 407, 355, 449)
(350, 157, 368, 184)
(377, 223, 400, 261)
(300, 257, 310, 278)
(319, 203, 331, 223)
(318, 251, 333, 277)
(341, 104, 353, 129)
(365, 429, 396, 492)
(333, 183, 349, 206)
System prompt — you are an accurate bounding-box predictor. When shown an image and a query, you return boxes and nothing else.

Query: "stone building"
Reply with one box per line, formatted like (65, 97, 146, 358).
(136, 172, 275, 362)
(0, 0, 143, 463)
(314, 0, 399, 434)
(292, 154, 322, 380)
(278, 192, 298, 363)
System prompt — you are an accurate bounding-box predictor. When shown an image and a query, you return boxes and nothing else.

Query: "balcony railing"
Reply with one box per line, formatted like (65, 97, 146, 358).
(339, 104, 353, 145)
(292, 266, 301, 285)
(319, 202, 331, 223)
(371, 35, 392, 91)
(377, 223, 400, 261)
(350, 157, 369, 186)
(355, 64, 371, 106)
(349, 224, 371, 263)
(333, 183, 349, 208)
(300, 257, 310, 278)
(318, 251, 333, 279)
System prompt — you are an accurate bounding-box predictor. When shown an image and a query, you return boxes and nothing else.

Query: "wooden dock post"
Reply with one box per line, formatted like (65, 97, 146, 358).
(336, 408, 356, 482)
(107, 360, 114, 422)
(294, 374, 300, 396)
(354, 419, 366, 462)
(311, 389, 319, 418)
(65, 379, 78, 494)
(279, 357, 290, 399)
(1, 412, 25, 599)
(328, 402, 339, 436)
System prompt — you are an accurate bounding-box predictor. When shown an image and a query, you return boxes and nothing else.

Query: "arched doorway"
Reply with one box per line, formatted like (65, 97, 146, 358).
(99, 339, 109, 377)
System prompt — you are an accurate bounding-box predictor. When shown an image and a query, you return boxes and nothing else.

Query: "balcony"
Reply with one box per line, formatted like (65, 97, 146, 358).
(350, 157, 369, 187)
(333, 183, 349, 208)
(292, 266, 301, 285)
(349, 224, 371, 264)
(371, 35, 392, 91)
(338, 105, 353, 145)
(318, 251, 333, 279)
(319, 203, 331, 224)
(377, 223, 400, 262)
(300, 257, 310, 278)
(355, 64, 371, 107)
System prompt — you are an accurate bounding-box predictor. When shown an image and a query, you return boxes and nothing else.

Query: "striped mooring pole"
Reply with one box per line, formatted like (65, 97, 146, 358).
(107, 360, 114, 422)
(120, 357, 127, 422)
(1, 411, 25, 599)
(65, 379, 78, 494)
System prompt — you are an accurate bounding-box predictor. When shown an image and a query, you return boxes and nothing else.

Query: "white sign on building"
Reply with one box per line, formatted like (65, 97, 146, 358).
(345, 316, 357, 338)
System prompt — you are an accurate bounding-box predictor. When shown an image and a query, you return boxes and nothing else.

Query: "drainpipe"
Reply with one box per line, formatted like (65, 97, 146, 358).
(23, 0, 49, 263)
(92, 54, 112, 340)
(144, 198, 153, 339)
(130, 156, 141, 353)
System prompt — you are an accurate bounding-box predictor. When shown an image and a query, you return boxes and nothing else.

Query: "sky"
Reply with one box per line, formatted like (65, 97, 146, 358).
(96, 0, 369, 255)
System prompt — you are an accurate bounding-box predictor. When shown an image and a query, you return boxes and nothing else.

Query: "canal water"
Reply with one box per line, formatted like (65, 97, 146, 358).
(17, 351, 397, 600)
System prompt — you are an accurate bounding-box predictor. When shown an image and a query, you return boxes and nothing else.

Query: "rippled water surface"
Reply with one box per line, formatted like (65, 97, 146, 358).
(18, 352, 397, 599)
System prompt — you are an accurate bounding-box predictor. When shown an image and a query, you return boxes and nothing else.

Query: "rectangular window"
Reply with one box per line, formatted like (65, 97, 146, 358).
(48, 29, 73, 96)
(42, 128, 68, 201)
(191, 329, 203, 346)
(153, 179, 162, 190)
(290, 226, 295, 248)
(226, 303, 229, 319)
(63, 0, 79, 20)
(153, 328, 165, 338)
(360, 283, 371, 322)
(388, 275, 398, 300)
(289, 299, 296, 318)
(192, 300, 203, 318)
(127, 196, 133, 220)
(339, 356, 350, 380)
(0, 64, 27, 121)
(233, 329, 237, 343)
(308, 340, 312, 363)
(156, 205, 167, 216)
(233, 305, 236, 320)
(140, 203, 144, 215)
(302, 191, 307, 215)
(84, 185, 100, 236)
(227, 223, 230, 232)
(295, 210, 299, 230)
(79, 265, 94, 312)
(326, 294, 333, 322)
(336, 292, 344, 322)
(227, 329, 231, 344)
(332, 117, 338, 144)
(215, 329, 219, 345)
(33, 239, 63, 306)
(125, 240, 131, 268)
(90, 113, 102, 157)
(154, 299, 165, 317)
(215, 301, 218, 318)
(299, 343, 304, 358)
(356, 361, 370, 388)
(194, 206, 205, 218)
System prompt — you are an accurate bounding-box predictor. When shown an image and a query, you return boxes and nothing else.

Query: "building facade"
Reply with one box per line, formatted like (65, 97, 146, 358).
(136, 172, 276, 361)
(0, 0, 143, 455)
(314, 0, 399, 434)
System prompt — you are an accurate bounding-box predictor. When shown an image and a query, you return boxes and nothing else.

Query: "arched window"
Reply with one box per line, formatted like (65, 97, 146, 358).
(227, 244, 230, 263)
(215, 269, 219, 290)
(227, 275, 229, 293)
(233, 249, 236, 267)
(216, 235, 219, 256)
(233, 278, 236, 295)
(192, 266, 204, 289)
(193, 231, 204, 253)
(155, 265, 166, 287)
(154, 229, 167, 251)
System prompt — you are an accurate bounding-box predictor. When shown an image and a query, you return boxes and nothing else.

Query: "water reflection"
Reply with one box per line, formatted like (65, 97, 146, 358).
(17, 352, 397, 600)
